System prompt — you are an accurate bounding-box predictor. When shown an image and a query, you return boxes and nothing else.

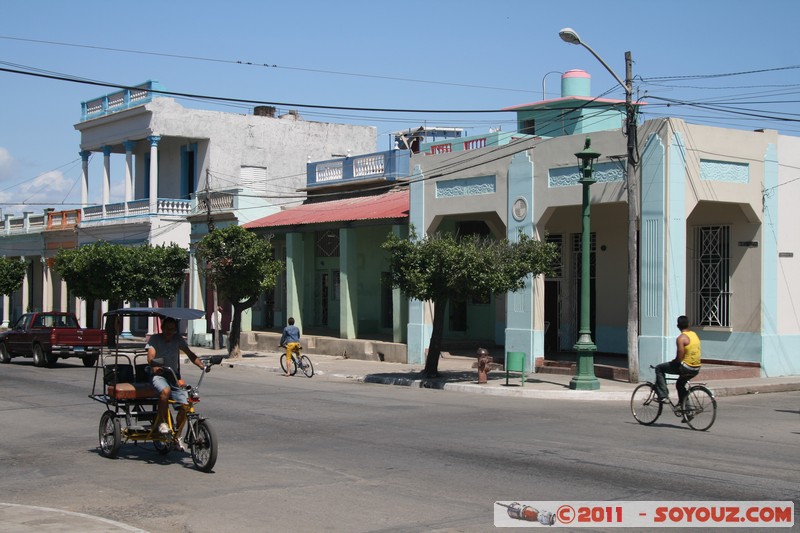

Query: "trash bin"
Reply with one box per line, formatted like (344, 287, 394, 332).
(506, 351, 526, 386)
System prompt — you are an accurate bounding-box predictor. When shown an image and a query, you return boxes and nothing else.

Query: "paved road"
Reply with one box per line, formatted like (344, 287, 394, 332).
(1, 358, 798, 532)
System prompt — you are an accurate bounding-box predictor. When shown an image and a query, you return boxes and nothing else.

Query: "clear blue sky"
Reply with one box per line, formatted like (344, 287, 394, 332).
(2, 0, 798, 214)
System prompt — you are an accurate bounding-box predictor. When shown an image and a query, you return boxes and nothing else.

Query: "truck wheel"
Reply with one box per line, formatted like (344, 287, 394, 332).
(82, 354, 98, 368)
(0, 343, 10, 364)
(32, 344, 47, 367)
(46, 351, 60, 367)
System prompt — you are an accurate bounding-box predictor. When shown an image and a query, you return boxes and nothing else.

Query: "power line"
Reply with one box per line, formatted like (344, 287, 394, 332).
(0, 34, 535, 94)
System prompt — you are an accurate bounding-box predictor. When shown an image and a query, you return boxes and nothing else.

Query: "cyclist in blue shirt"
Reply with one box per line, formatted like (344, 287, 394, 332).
(279, 317, 301, 377)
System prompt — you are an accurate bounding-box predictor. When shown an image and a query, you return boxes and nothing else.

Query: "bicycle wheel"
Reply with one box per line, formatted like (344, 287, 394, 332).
(682, 386, 717, 431)
(280, 353, 297, 375)
(631, 383, 663, 425)
(190, 419, 218, 473)
(299, 355, 314, 378)
(99, 411, 122, 458)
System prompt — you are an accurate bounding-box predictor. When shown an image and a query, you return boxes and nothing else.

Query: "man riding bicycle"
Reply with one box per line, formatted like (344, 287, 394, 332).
(279, 317, 301, 377)
(655, 315, 701, 408)
(146, 317, 206, 449)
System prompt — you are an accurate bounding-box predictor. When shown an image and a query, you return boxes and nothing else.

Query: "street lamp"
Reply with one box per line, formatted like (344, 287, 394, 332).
(559, 27, 640, 383)
(570, 138, 601, 391)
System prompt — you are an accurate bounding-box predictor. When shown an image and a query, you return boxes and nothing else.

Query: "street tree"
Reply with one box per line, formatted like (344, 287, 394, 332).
(0, 257, 26, 298)
(54, 242, 188, 326)
(195, 225, 283, 358)
(383, 230, 557, 377)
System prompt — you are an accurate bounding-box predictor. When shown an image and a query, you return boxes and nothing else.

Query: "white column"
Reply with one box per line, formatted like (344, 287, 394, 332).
(80, 150, 91, 210)
(102, 145, 112, 219)
(122, 301, 132, 338)
(148, 135, 160, 213)
(41, 259, 51, 312)
(21, 257, 29, 313)
(123, 140, 135, 216)
(78, 298, 86, 327)
(2, 295, 9, 327)
(60, 278, 68, 313)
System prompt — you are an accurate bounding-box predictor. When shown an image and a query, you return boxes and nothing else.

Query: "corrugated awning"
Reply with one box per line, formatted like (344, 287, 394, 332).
(244, 190, 409, 229)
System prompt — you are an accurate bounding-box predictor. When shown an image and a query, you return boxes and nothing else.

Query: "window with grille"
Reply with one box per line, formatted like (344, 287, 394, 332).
(315, 230, 339, 257)
(571, 233, 596, 279)
(693, 225, 730, 327)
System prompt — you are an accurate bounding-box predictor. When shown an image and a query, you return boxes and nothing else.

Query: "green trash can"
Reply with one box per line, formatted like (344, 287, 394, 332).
(505, 351, 526, 386)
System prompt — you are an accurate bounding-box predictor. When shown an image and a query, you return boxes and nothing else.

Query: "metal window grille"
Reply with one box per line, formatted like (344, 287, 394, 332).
(693, 225, 730, 327)
(315, 230, 339, 257)
(571, 233, 596, 279)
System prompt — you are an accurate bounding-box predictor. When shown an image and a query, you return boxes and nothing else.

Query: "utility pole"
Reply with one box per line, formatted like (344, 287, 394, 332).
(204, 169, 220, 350)
(625, 51, 640, 383)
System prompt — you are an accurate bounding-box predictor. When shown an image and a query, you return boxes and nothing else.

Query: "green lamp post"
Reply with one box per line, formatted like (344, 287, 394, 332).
(570, 137, 601, 390)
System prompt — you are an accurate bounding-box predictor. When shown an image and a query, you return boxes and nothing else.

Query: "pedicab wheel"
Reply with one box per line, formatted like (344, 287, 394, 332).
(99, 411, 122, 458)
(299, 355, 314, 378)
(191, 419, 218, 473)
(279, 354, 297, 376)
(630, 383, 663, 425)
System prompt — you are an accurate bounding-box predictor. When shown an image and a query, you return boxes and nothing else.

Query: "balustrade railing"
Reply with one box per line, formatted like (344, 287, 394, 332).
(80, 81, 165, 121)
(307, 150, 410, 188)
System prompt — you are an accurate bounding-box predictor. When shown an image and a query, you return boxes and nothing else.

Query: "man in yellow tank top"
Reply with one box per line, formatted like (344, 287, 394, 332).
(655, 315, 701, 406)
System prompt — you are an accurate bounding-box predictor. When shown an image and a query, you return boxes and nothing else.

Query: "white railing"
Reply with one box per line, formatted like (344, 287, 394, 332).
(353, 154, 385, 177)
(157, 199, 192, 216)
(316, 161, 344, 182)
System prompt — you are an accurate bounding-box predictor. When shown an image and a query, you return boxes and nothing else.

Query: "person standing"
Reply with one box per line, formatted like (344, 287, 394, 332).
(654, 315, 701, 408)
(279, 317, 301, 377)
(212, 306, 225, 350)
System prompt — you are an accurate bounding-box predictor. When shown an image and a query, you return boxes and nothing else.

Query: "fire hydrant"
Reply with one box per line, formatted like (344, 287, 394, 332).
(476, 348, 493, 384)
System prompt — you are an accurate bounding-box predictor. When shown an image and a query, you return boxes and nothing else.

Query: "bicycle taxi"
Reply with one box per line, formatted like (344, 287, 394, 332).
(89, 307, 223, 472)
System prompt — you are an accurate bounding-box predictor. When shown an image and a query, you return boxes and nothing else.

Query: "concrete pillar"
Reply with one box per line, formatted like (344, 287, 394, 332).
(123, 140, 136, 215)
(60, 278, 68, 313)
(102, 145, 112, 213)
(391, 225, 408, 343)
(148, 135, 160, 213)
(21, 257, 29, 313)
(2, 295, 9, 327)
(121, 301, 132, 338)
(339, 228, 357, 339)
(286, 232, 303, 331)
(80, 150, 91, 210)
(187, 251, 207, 344)
(41, 259, 51, 312)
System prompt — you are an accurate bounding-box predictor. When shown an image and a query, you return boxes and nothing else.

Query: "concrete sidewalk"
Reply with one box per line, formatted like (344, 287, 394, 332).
(198, 347, 800, 401)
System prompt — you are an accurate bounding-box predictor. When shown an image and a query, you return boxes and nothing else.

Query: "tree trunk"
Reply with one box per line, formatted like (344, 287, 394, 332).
(85, 299, 96, 328)
(423, 298, 447, 377)
(228, 295, 258, 359)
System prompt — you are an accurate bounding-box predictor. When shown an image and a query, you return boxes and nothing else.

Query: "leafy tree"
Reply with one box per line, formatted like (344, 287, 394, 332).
(0, 257, 26, 297)
(195, 225, 283, 358)
(383, 230, 557, 377)
(54, 242, 189, 326)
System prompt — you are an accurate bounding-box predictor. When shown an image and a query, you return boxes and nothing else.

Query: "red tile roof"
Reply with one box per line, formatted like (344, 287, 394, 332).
(244, 190, 409, 229)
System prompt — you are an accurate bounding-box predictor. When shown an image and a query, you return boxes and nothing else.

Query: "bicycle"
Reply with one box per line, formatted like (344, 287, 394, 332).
(279, 344, 314, 377)
(96, 355, 223, 472)
(630, 366, 717, 431)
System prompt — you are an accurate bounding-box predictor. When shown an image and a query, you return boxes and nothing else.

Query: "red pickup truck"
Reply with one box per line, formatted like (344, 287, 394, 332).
(0, 312, 104, 368)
